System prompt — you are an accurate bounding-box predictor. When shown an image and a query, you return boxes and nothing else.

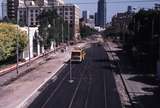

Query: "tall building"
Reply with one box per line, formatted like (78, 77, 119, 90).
(56, 4, 80, 38)
(7, 0, 19, 21)
(95, 12, 98, 26)
(1, 0, 7, 19)
(97, 0, 106, 28)
(82, 10, 88, 23)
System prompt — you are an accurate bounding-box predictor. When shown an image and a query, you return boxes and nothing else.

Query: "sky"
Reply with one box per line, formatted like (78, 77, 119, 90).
(0, 0, 160, 21)
(65, 0, 160, 22)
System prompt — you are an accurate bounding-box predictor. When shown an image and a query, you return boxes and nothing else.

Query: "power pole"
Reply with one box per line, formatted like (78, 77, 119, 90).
(62, 23, 64, 43)
(16, 25, 19, 75)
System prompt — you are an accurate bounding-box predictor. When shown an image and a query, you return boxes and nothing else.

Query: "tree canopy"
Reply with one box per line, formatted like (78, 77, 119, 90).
(0, 23, 27, 62)
(38, 9, 69, 49)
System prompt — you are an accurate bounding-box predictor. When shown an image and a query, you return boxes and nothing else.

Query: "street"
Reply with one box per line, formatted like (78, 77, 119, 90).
(28, 43, 122, 108)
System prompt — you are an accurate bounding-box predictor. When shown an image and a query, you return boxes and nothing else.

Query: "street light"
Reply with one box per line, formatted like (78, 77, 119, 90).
(24, 0, 31, 66)
(16, 25, 19, 75)
(68, 1, 74, 84)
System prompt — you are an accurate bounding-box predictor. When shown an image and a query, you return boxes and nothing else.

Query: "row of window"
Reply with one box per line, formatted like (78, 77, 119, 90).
(59, 7, 73, 11)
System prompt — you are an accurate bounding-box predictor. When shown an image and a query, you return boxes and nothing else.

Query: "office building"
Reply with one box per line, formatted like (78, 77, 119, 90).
(97, 0, 106, 28)
(17, 2, 80, 38)
(7, 0, 19, 21)
(82, 10, 89, 23)
(56, 4, 80, 38)
(95, 12, 98, 26)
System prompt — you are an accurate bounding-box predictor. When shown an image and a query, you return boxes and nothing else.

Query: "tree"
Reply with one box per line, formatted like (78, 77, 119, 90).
(80, 22, 98, 38)
(0, 23, 27, 62)
(38, 9, 69, 49)
(127, 9, 160, 74)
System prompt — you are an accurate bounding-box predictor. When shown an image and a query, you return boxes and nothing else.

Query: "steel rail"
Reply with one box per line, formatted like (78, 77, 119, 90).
(40, 63, 78, 108)
(68, 60, 89, 108)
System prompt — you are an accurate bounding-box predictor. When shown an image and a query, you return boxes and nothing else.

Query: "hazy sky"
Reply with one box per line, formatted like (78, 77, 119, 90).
(0, 0, 160, 21)
(66, 0, 160, 22)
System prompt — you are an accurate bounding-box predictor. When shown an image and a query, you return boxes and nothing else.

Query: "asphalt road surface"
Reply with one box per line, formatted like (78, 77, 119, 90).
(28, 43, 122, 108)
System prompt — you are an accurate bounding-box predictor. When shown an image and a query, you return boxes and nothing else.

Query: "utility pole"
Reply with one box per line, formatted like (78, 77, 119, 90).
(68, 1, 74, 84)
(16, 23, 19, 75)
(62, 23, 64, 43)
(68, 21, 70, 44)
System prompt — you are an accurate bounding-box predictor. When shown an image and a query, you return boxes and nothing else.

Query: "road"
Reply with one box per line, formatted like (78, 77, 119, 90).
(28, 43, 122, 108)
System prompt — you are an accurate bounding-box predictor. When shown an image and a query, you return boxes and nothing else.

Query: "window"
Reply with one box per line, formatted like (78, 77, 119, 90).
(31, 22, 34, 25)
(30, 10, 33, 13)
(70, 12, 73, 15)
(65, 12, 68, 15)
(65, 8, 68, 11)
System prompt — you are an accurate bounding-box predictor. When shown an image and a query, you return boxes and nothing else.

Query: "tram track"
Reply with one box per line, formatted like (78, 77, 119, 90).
(40, 61, 86, 108)
(68, 45, 93, 108)
(29, 43, 122, 108)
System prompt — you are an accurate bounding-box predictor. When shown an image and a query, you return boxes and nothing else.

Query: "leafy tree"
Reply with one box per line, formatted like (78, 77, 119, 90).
(0, 23, 27, 62)
(128, 9, 160, 74)
(80, 25, 98, 38)
(38, 9, 69, 49)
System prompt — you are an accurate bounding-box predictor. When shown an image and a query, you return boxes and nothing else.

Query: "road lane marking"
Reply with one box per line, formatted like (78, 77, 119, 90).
(68, 61, 89, 108)
(17, 63, 67, 108)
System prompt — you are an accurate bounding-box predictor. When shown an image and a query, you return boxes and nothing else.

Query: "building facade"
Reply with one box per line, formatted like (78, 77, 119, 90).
(17, 1, 80, 38)
(7, 0, 19, 21)
(97, 0, 106, 28)
(82, 10, 88, 23)
(55, 4, 80, 38)
(47, 0, 64, 6)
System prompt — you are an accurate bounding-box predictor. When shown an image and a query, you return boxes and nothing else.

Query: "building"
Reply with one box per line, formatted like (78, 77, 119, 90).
(7, 0, 19, 21)
(97, 0, 106, 28)
(1, 0, 7, 20)
(56, 4, 80, 38)
(47, 0, 64, 6)
(86, 14, 95, 28)
(82, 10, 89, 23)
(17, 1, 80, 38)
(95, 12, 98, 26)
(155, 3, 160, 11)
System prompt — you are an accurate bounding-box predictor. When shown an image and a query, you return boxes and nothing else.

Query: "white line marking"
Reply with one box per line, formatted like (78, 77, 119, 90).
(16, 63, 66, 108)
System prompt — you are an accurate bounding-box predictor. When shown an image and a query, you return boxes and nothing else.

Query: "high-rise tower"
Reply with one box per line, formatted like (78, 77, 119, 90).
(7, 0, 19, 21)
(97, 0, 106, 28)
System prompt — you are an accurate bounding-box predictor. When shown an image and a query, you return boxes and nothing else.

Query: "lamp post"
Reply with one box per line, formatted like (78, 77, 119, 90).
(16, 25, 19, 75)
(68, 1, 74, 84)
(24, 0, 31, 66)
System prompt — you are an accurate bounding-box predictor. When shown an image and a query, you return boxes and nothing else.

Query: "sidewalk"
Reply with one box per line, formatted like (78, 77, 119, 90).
(0, 42, 87, 108)
(105, 40, 160, 108)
